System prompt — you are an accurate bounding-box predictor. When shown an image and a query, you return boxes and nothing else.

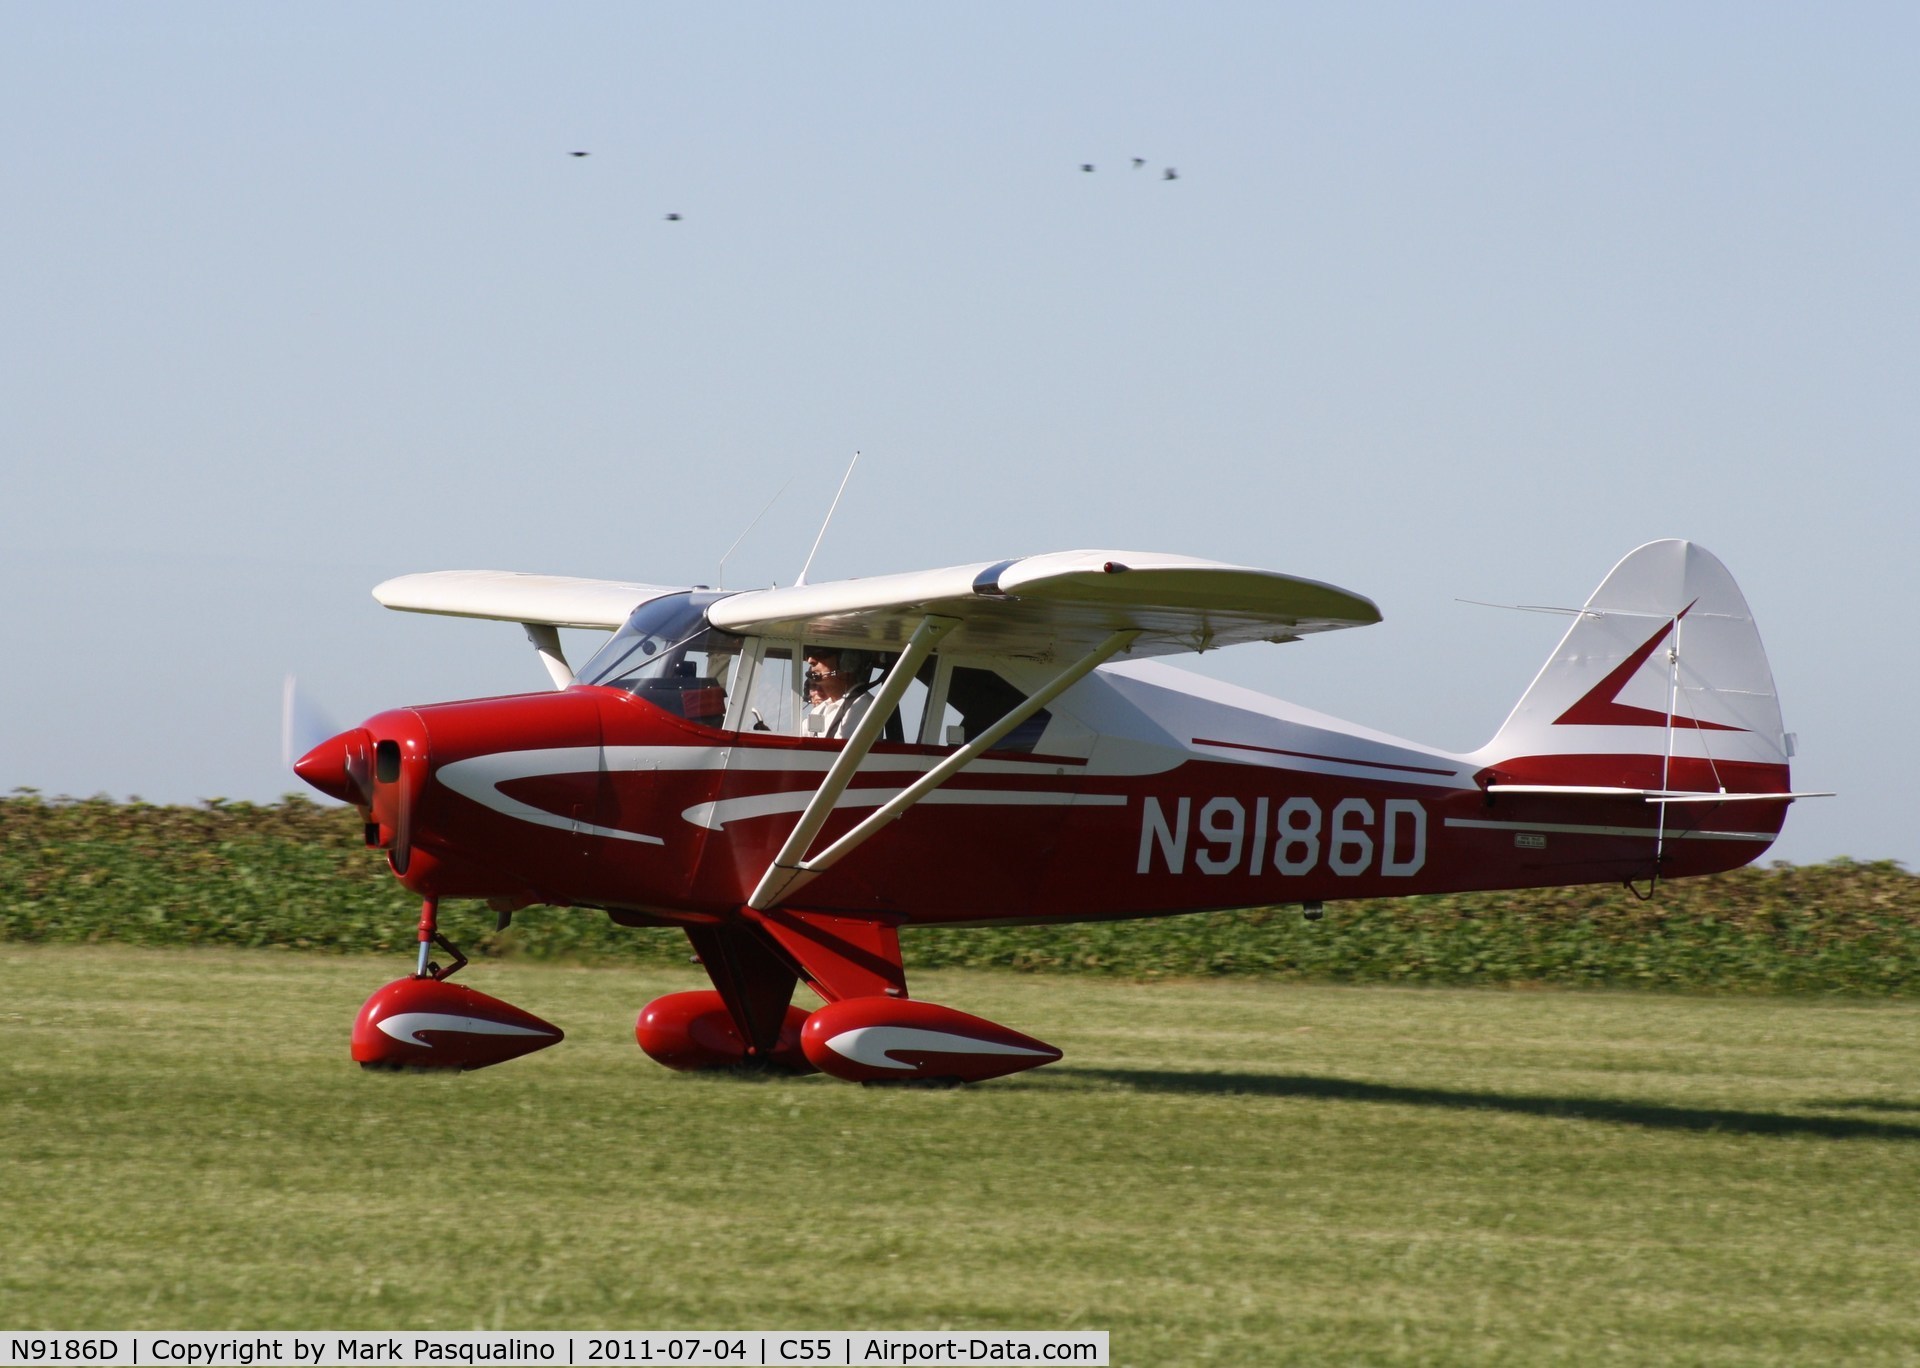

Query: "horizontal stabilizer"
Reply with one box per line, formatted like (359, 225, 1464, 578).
(1487, 784, 1832, 804)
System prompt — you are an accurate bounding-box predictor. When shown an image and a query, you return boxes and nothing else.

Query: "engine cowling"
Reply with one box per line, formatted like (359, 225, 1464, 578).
(800, 997, 1061, 1084)
(352, 976, 563, 1071)
(636, 990, 814, 1073)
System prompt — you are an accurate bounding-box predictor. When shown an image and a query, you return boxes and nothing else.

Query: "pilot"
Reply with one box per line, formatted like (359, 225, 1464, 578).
(802, 646, 877, 739)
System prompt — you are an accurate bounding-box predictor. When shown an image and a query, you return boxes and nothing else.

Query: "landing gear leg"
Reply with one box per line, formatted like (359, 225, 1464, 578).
(684, 923, 802, 1061)
(351, 896, 560, 1070)
(412, 896, 469, 981)
(633, 924, 816, 1074)
(414, 896, 437, 976)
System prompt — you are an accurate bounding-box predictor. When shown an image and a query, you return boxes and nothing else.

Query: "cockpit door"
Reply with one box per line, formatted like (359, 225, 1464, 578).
(730, 640, 802, 735)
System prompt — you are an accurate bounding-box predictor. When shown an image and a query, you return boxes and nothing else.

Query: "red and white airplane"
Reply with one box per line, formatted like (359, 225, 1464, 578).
(295, 539, 1820, 1084)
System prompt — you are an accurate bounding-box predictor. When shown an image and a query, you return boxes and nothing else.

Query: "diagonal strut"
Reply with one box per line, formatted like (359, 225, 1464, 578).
(750, 628, 1140, 911)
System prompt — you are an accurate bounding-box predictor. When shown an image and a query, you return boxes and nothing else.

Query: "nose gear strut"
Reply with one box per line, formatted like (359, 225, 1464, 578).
(414, 896, 469, 981)
(350, 895, 563, 1071)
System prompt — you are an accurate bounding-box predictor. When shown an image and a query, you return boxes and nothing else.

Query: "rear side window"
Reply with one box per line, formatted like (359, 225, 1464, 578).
(939, 666, 1051, 754)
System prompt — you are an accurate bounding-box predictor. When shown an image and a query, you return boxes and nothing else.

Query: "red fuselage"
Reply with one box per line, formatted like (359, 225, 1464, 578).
(303, 683, 1789, 930)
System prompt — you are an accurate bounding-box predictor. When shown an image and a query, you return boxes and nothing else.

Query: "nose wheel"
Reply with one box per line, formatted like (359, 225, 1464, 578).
(350, 897, 564, 1071)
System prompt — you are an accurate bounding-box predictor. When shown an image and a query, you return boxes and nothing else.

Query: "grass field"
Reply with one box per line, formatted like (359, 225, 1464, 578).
(4, 946, 1919, 1366)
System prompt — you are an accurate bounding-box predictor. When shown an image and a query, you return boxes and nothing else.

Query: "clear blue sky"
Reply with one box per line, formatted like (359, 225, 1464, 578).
(4, 3, 1914, 867)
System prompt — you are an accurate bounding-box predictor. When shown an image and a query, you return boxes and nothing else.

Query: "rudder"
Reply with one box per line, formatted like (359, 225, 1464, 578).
(1474, 540, 1792, 794)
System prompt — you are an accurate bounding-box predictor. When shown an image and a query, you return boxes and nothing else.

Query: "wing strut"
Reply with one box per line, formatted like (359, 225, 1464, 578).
(747, 615, 960, 911)
(522, 623, 574, 690)
(748, 627, 1141, 912)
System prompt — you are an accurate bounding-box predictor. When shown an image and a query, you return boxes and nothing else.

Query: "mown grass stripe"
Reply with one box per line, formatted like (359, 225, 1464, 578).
(3, 946, 1918, 1364)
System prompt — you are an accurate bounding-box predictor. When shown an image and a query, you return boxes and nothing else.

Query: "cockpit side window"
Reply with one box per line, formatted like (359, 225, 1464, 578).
(577, 592, 740, 728)
(638, 630, 1053, 751)
(740, 644, 800, 734)
(731, 642, 933, 742)
(936, 665, 1051, 754)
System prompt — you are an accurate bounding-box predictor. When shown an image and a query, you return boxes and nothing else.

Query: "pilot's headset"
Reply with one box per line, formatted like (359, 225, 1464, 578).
(836, 649, 877, 692)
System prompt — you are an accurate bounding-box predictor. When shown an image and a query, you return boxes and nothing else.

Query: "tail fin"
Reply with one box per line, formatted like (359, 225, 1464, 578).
(1474, 540, 1792, 794)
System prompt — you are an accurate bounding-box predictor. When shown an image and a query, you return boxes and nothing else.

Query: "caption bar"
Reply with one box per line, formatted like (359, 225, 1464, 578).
(0, 1335, 1106, 1368)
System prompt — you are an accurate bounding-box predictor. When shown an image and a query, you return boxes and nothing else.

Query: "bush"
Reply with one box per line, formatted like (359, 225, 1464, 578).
(3, 793, 1914, 994)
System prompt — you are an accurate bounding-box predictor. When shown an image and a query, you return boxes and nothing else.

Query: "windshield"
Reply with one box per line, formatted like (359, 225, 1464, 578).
(577, 591, 742, 727)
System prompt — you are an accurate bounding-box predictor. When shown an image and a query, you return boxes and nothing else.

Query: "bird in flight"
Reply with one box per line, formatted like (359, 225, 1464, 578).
(664, 213, 682, 221)
(1163, 167, 1179, 181)
(568, 151, 589, 158)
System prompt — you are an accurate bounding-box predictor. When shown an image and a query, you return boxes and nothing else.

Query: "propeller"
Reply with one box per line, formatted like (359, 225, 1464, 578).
(286, 678, 420, 874)
(284, 676, 370, 810)
(292, 724, 373, 809)
(281, 675, 342, 777)
(286, 676, 372, 809)
(286, 676, 374, 813)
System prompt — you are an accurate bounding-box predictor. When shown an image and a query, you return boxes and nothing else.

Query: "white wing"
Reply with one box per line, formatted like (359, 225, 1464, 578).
(372, 571, 679, 630)
(708, 549, 1379, 662)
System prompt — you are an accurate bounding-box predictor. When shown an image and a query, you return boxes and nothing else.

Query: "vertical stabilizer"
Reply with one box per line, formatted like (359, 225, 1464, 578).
(1474, 541, 1790, 791)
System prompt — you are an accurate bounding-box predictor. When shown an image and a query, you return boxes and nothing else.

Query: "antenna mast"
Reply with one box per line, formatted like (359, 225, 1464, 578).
(796, 451, 860, 587)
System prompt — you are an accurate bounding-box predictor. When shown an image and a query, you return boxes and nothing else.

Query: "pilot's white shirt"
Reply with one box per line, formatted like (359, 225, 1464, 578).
(803, 689, 874, 739)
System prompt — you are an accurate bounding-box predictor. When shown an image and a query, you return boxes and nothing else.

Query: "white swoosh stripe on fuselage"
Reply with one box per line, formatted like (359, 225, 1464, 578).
(681, 788, 1126, 831)
(436, 749, 666, 845)
(609, 746, 1098, 776)
(440, 747, 1126, 839)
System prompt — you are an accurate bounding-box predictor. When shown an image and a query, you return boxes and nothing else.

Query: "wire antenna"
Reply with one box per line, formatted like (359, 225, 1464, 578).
(1455, 598, 1592, 617)
(1456, 598, 1679, 622)
(718, 473, 795, 588)
(796, 451, 861, 587)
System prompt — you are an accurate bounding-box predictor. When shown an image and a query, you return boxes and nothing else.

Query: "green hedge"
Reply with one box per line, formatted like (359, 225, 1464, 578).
(4, 793, 1915, 994)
